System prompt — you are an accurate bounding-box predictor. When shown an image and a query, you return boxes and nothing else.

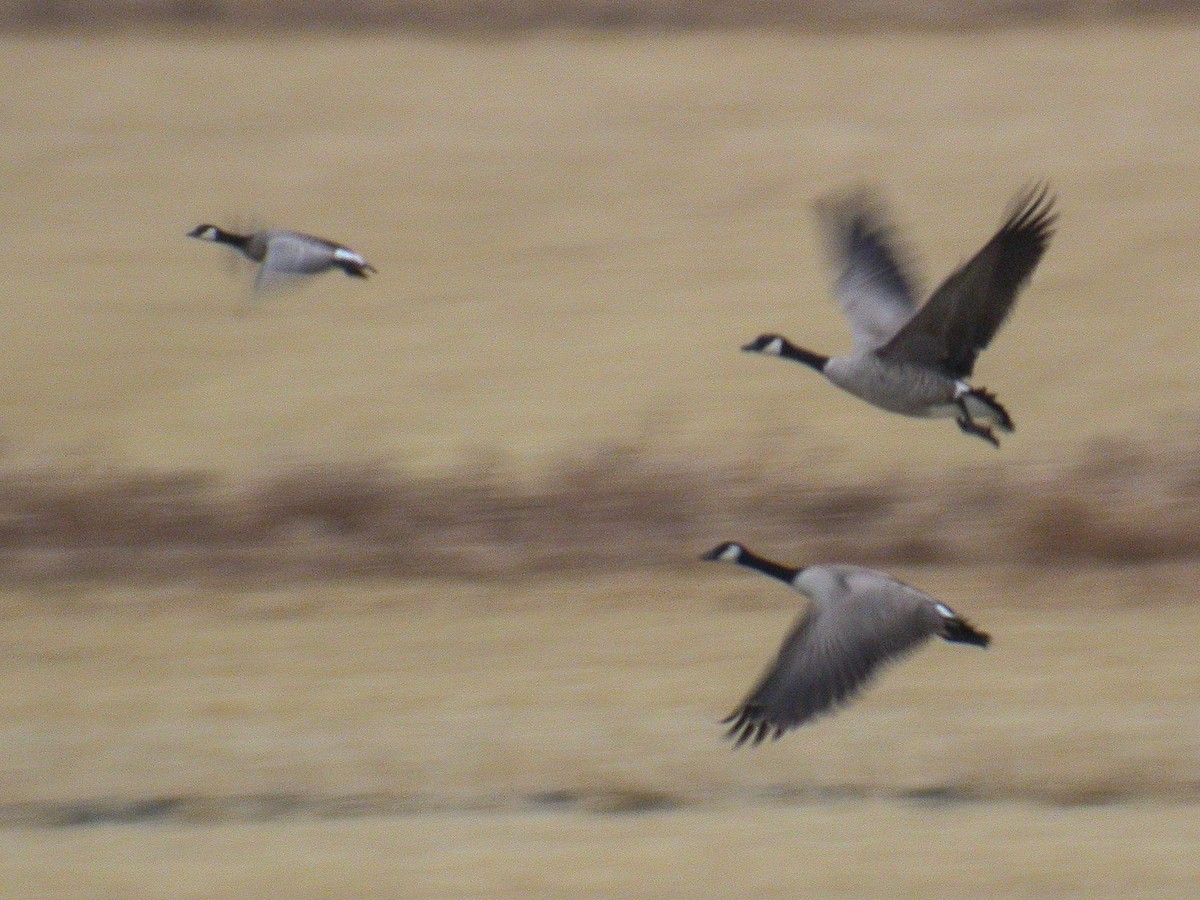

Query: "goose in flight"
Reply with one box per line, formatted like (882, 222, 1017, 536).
(741, 185, 1056, 446)
(187, 225, 376, 293)
(703, 542, 990, 745)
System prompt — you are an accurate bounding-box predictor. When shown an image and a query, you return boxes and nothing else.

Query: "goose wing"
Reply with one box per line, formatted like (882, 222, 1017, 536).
(876, 185, 1056, 378)
(254, 231, 338, 292)
(722, 570, 939, 745)
(816, 190, 921, 353)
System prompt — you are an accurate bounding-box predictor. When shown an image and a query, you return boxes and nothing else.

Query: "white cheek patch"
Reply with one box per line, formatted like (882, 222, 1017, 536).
(935, 602, 954, 618)
(333, 247, 365, 266)
(765, 337, 784, 355)
(718, 544, 742, 562)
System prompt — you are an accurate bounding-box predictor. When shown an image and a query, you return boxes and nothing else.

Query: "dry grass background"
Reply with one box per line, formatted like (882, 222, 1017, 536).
(4, 569, 1200, 895)
(1, 426, 1200, 585)
(1, 21, 1199, 897)
(9, 0, 1200, 30)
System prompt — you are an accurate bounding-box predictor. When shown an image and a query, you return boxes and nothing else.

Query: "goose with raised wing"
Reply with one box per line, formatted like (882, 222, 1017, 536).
(187, 225, 376, 292)
(741, 185, 1056, 446)
(702, 542, 989, 745)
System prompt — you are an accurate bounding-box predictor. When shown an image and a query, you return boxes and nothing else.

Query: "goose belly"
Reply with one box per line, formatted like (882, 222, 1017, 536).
(823, 357, 957, 417)
(268, 250, 335, 275)
(280, 256, 335, 275)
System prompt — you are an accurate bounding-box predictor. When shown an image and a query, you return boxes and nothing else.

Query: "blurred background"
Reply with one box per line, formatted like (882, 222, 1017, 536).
(1, 2, 1198, 896)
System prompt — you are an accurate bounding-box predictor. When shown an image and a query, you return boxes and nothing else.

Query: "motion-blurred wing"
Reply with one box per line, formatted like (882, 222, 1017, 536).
(816, 190, 920, 353)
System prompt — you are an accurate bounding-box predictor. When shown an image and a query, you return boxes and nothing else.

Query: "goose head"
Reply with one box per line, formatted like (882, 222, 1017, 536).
(741, 334, 787, 355)
(187, 224, 222, 241)
(740, 334, 829, 371)
(701, 541, 747, 563)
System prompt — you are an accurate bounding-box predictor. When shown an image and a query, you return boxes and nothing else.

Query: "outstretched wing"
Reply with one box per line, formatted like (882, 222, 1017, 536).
(816, 189, 921, 353)
(722, 573, 937, 746)
(877, 184, 1056, 378)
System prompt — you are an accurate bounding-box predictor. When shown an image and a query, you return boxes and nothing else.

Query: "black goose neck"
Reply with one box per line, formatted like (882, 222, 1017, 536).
(212, 228, 250, 250)
(779, 341, 829, 372)
(737, 549, 802, 584)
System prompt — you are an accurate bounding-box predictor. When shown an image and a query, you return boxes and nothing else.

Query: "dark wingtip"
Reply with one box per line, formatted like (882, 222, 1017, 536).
(721, 708, 749, 747)
(1007, 181, 1058, 239)
(721, 705, 782, 748)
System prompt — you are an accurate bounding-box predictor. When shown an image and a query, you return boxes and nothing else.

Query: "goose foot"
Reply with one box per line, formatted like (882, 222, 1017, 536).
(956, 404, 1000, 447)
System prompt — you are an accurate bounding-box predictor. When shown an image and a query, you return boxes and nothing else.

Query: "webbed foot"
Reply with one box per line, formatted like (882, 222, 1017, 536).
(956, 406, 1000, 447)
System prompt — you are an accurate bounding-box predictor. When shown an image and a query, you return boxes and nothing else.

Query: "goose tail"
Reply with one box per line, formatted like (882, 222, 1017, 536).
(942, 615, 990, 648)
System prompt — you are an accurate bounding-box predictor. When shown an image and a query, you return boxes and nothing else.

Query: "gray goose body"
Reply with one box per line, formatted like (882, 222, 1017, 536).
(703, 542, 989, 745)
(187, 225, 376, 292)
(823, 354, 960, 417)
(742, 185, 1056, 446)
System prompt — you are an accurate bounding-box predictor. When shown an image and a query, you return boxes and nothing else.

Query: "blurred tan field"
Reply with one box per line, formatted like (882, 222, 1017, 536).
(1, 21, 1199, 897)
(3, 25, 1200, 481)
(4, 568, 1200, 894)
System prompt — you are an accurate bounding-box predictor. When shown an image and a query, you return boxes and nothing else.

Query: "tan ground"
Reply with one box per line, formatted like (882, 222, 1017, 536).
(2, 25, 1200, 482)
(5, 802, 1200, 897)
(3, 566, 1200, 894)
(1, 23, 1199, 898)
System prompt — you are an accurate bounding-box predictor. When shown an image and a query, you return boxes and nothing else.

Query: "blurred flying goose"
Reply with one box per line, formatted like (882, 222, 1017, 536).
(741, 185, 1056, 446)
(187, 225, 376, 292)
(702, 542, 989, 745)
